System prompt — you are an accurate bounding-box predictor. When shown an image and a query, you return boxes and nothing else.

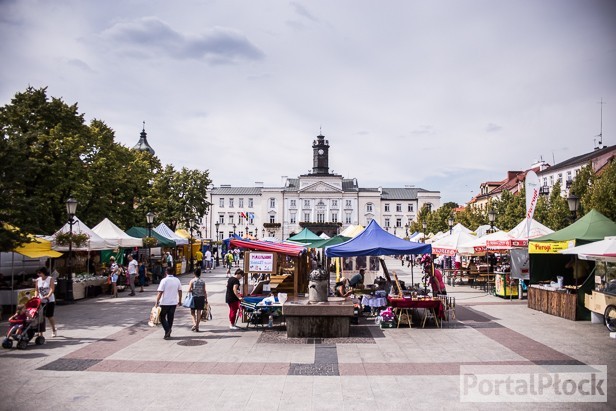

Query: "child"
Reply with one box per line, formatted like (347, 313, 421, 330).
(8, 305, 29, 336)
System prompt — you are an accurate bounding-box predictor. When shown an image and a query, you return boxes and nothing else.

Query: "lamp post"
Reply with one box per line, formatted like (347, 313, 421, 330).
(488, 208, 496, 233)
(393, 226, 397, 237)
(65, 198, 78, 303)
(189, 218, 194, 272)
(233, 224, 236, 235)
(405, 223, 409, 238)
(214, 222, 220, 267)
(567, 193, 580, 221)
(422, 221, 427, 243)
(448, 215, 454, 235)
(262, 228, 265, 239)
(146, 212, 154, 270)
(246, 225, 249, 238)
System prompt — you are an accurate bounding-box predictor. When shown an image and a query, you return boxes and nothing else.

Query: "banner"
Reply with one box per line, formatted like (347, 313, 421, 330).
(510, 248, 529, 279)
(528, 240, 575, 254)
(525, 170, 540, 239)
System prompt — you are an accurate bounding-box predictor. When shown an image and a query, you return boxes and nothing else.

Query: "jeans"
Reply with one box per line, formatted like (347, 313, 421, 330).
(159, 305, 177, 335)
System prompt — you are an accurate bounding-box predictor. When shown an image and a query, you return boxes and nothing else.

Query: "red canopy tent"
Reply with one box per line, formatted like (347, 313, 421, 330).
(230, 239, 306, 256)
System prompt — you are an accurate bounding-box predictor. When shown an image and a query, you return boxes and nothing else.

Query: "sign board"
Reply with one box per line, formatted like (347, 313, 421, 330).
(510, 248, 529, 279)
(245, 251, 277, 274)
(528, 240, 574, 254)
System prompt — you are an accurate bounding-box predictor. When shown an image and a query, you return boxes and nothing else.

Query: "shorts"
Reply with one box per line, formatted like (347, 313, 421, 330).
(44, 302, 56, 318)
(111, 274, 118, 283)
(192, 296, 206, 310)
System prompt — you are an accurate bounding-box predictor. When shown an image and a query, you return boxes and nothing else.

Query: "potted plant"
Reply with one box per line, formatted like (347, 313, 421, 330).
(55, 232, 90, 248)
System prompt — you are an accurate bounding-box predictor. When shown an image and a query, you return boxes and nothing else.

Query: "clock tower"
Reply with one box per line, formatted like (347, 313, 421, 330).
(312, 133, 330, 175)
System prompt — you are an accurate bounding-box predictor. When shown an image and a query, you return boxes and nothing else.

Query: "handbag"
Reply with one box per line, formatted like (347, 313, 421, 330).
(182, 293, 194, 309)
(201, 302, 212, 321)
(148, 306, 161, 327)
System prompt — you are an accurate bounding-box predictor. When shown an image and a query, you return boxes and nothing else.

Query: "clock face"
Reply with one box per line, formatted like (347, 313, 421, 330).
(318, 149, 324, 155)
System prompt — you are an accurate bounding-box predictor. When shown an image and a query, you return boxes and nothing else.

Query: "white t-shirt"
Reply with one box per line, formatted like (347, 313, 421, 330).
(128, 259, 138, 275)
(205, 250, 212, 260)
(37, 276, 55, 303)
(157, 275, 182, 305)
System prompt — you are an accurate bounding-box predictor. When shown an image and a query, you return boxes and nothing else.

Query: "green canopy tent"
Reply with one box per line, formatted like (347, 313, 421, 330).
(528, 209, 616, 320)
(306, 235, 352, 249)
(286, 227, 322, 243)
(126, 227, 176, 247)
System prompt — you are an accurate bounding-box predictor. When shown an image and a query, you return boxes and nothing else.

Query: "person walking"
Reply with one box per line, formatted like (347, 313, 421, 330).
(187, 269, 207, 332)
(226, 269, 244, 330)
(138, 259, 147, 292)
(195, 249, 203, 271)
(127, 254, 138, 296)
(204, 248, 212, 273)
(109, 256, 119, 298)
(155, 266, 182, 340)
(225, 251, 234, 276)
(34, 267, 57, 337)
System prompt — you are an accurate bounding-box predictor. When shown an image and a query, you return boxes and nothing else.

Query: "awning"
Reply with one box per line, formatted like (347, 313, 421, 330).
(230, 239, 306, 256)
(14, 236, 63, 258)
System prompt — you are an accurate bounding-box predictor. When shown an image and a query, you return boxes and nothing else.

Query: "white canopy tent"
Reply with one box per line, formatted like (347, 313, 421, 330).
(92, 218, 143, 248)
(458, 230, 514, 255)
(430, 230, 477, 256)
(154, 223, 188, 246)
(487, 218, 554, 250)
(49, 216, 115, 251)
(560, 236, 616, 262)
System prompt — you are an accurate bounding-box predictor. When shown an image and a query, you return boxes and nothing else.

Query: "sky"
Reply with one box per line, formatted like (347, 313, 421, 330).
(1, 0, 615, 205)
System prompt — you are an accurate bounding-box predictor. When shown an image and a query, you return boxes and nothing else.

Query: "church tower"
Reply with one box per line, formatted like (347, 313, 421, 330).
(132, 122, 155, 155)
(312, 133, 330, 175)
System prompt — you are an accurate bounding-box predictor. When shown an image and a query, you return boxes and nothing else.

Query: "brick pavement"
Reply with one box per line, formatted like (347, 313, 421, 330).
(0, 257, 614, 410)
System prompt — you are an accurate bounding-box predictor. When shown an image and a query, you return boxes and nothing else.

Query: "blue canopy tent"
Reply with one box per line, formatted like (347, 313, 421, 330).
(326, 219, 431, 286)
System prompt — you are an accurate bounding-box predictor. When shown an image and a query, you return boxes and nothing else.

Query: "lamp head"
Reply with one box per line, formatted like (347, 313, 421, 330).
(146, 212, 154, 225)
(567, 193, 580, 214)
(66, 198, 78, 218)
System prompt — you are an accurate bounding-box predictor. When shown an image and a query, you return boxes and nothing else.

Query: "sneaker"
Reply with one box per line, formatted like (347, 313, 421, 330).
(51, 330, 57, 337)
(229, 325, 240, 330)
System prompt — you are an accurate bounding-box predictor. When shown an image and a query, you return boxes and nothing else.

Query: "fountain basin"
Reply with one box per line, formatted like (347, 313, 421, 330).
(282, 296, 355, 338)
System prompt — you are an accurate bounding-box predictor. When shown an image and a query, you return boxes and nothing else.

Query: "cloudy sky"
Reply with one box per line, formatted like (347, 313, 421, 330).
(1, 0, 615, 205)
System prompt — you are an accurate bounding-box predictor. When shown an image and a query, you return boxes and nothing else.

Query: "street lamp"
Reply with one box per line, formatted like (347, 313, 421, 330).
(245, 225, 249, 238)
(65, 198, 78, 303)
(488, 208, 496, 233)
(146, 211, 154, 270)
(422, 221, 427, 243)
(393, 226, 397, 236)
(405, 223, 409, 238)
(233, 224, 236, 235)
(262, 228, 265, 238)
(567, 193, 580, 221)
(448, 215, 454, 235)
(214, 222, 220, 267)
(188, 219, 194, 272)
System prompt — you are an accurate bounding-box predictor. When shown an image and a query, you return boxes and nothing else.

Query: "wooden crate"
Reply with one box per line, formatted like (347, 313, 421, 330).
(528, 287, 577, 321)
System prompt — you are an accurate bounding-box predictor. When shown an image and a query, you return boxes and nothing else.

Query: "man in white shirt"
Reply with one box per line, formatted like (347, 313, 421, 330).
(155, 267, 182, 339)
(127, 254, 138, 296)
(204, 249, 212, 273)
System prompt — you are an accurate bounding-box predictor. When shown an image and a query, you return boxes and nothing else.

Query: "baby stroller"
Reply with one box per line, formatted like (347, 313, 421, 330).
(2, 297, 46, 350)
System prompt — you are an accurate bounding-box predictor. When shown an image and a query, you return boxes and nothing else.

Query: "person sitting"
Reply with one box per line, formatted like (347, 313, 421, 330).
(8, 304, 31, 336)
(334, 278, 352, 297)
(349, 268, 366, 289)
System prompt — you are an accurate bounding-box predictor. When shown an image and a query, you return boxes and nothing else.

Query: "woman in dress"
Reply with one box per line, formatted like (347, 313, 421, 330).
(187, 269, 207, 332)
(34, 267, 57, 337)
(109, 256, 119, 298)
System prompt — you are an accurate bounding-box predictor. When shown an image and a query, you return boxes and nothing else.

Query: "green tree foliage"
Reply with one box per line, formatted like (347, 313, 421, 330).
(455, 204, 485, 232)
(586, 159, 616, 221)
(0, 87, 210, 250)
(570, 164, 594, 216)
(545, 181, 570, 230)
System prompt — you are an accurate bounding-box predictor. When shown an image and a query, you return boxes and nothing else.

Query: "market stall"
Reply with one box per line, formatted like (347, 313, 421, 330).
(528, 209, 616, 321)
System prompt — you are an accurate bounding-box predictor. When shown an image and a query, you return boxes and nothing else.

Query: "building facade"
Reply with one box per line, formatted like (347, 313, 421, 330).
(205, 134, 441, 240)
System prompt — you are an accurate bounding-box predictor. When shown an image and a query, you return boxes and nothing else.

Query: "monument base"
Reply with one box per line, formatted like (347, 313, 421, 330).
(283, 296, 354, 338)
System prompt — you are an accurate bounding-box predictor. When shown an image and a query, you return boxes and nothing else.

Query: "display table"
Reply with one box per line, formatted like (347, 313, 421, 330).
(494, 271, 518, 298)
(528, 285, 577, 321)
(387, 296, 445, 328)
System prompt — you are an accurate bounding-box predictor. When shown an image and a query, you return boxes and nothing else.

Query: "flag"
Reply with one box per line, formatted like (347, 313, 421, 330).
(249, 212, 255, 220)
(240, 211, 247, 219)
(525, 170, 540, 239)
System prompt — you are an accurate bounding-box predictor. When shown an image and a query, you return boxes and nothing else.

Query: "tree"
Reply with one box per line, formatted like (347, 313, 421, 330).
(546, 181, 570, 229)
(570, 164, 594, 217)
(586, 159, 616, 221)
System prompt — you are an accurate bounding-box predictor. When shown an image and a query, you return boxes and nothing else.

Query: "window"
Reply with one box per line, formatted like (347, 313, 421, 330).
(557, 173, 563, 184)
(366, 203, 373, 212)
(269, 198, 276, 208)
(317, 212, 325, 223)
(331, 213, 338, 223)
(249, 216, 254, 225)
(543, 177, 548, 186)
(219, 198, 225, 208)
(238, 198, 244, 208)
(290, 213, 297, 224)
(290, 199, 296, 207)
(229, 198, 234, 208)
(384, 203, 390, 212)
(345, 213, 352, 224)
(304, 212, 311, 222)
(248, 198, 254, 208)
(218, 215, 224, 224)
(229, 215, 234, 224)
(345, 200, 352, 207)
(396, 204, 402, 212)
(332, 199, 338, 207)
(269, 215, 275, 224)
(304, 199, 310, 207)
(549, 175, 554, 186)
(396, 218, 402, 227)
(385, 218, 390, 227)
(408, 204, 414, 212)
(567, 171, 572, 181)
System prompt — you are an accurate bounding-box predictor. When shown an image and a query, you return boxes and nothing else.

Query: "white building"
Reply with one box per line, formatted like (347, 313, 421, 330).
(206, 134, 441, 240)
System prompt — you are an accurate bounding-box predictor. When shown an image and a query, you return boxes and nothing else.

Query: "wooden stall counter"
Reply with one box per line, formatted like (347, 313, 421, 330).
(528, 285, 577, 321)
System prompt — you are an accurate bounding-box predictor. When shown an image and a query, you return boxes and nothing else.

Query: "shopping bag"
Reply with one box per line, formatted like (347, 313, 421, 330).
(148, 306, 161, 327)
(201, 302, 212, 321)
(182, 293, 194, 309)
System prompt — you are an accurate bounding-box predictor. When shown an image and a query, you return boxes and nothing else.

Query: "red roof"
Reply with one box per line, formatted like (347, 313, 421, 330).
(230, 239, 306, 256)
